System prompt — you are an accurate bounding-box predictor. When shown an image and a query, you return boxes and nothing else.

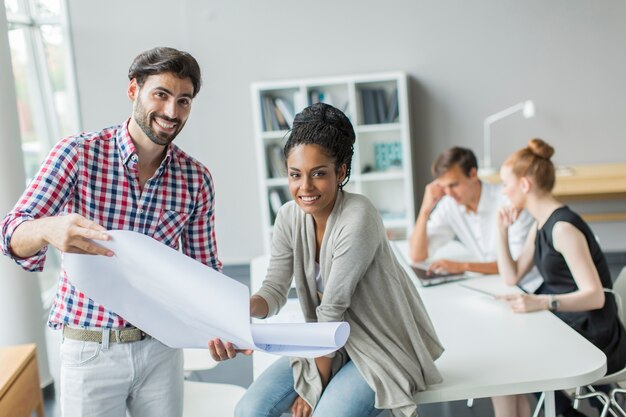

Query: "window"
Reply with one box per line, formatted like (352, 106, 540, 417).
(5, 0, 80, 180)
(5, 0, 80, 299)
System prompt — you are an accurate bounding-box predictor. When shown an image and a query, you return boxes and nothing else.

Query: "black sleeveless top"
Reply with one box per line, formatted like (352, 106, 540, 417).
(535, 206, 626, 374)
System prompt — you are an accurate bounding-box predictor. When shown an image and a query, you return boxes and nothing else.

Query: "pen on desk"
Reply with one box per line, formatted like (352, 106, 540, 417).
(458, 283, 497, 299)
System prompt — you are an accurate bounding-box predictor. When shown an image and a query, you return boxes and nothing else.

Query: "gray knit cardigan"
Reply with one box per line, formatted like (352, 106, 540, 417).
(254, 191, 444, 417)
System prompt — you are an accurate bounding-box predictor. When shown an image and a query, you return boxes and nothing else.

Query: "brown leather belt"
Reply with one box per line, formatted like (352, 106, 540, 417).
(63, 326, 149, 344)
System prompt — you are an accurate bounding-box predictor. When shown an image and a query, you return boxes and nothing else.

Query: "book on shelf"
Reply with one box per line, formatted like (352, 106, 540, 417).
(360, 88, 399, 124)
(261, 96, 272, 131)
(262, 96, 280, 131)
(274, 98, 295, 128)
(268, 187, 290, 222)
(266, 143, 287, 178)
(274, 104, 289, 130)
(386, 88, 399, 123)
(374, 89, 387, 125)
(361, 88, 378, 124)
(262, 95, 296, 131)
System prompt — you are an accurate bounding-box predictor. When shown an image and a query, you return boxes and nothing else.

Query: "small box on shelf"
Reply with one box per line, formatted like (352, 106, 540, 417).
(357, 133, 404, 175)
(374, 141, 402, 172)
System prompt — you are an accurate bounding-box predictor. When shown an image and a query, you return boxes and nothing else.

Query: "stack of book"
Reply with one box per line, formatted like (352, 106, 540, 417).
(360, 88, 399, 125)
(266, 143, 287, 178)
(262, 96, 295, 131)
(268, 188, 290, 222)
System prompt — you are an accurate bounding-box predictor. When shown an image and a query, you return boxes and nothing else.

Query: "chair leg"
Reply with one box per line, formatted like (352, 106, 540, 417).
(610, 388, 626, 417)
(467, 398, 474, 407)
(573, 386, 583, 409)
(532, 392, 545, 417)
(575, 390, 611, 417)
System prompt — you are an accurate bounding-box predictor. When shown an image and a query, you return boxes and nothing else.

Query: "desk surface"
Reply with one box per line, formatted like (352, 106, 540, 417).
(0, 344, 36, 399)
(0, 343, 44, 417)
(390, 240, 607, 404)
(411, 277, 605, 402)
(250, 248, 607, 408)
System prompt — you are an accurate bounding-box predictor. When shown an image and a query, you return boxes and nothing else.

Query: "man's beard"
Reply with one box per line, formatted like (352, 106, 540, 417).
(134, 98, 185, 146)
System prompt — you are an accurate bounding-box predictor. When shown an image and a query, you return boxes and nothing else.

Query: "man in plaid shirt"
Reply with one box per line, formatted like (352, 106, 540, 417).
(0, 47, 221, 417)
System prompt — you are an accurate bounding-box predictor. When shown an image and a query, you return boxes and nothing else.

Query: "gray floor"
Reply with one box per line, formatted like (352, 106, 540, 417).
(40, 260, 626, 417)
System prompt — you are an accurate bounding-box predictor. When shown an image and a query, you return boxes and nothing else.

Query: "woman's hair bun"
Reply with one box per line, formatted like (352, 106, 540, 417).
(527, 138, 554, 160)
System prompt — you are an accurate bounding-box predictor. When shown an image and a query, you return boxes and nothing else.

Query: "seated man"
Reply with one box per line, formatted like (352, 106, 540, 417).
(409, 146, 541, 292)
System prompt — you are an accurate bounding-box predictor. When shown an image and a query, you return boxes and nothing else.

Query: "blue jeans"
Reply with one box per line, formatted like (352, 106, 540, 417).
(235, 356, 380, 417)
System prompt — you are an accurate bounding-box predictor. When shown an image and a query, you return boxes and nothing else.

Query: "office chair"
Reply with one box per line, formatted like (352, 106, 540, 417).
(533, 267, 626, 417)
(182, 348, 246, 417)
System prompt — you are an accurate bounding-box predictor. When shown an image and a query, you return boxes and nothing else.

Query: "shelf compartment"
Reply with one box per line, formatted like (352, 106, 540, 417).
(258, 88, 300, 133)
(355, 80, 400, 126)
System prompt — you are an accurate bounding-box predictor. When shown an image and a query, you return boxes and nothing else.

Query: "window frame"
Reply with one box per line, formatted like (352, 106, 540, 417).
(5, 0, 81, 301)
(6, 0, 82, 158)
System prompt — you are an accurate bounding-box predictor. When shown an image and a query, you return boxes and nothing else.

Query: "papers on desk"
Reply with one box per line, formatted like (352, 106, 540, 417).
(63, 230, 349, 358)
(457, 283, 497, 298)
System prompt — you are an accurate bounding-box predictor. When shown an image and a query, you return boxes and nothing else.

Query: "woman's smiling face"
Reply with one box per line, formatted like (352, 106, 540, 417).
(287, 144, 346, 222)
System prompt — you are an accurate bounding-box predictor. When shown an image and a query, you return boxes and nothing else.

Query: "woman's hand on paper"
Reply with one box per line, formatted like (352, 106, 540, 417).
(290, 395, 312, 417)
(207, 338, 253, 362)
(497, 293, 547, 313)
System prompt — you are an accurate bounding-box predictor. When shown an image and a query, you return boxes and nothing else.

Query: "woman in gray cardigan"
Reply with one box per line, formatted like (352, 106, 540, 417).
(210, 103, 443, 417)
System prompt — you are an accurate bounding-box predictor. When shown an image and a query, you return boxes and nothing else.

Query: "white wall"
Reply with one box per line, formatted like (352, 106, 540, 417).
(68, 0, 626, 261)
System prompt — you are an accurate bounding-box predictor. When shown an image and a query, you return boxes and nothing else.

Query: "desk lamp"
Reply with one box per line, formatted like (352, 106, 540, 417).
(480, 100, 535, 176)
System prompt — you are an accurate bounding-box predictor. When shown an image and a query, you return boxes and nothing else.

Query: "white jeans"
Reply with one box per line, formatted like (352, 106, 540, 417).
(60, 334, 183, 417)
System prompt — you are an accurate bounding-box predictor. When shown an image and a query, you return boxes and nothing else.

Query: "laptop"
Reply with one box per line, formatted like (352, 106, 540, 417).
(409, 265, 467, 287)
(389, 240, 468, 287)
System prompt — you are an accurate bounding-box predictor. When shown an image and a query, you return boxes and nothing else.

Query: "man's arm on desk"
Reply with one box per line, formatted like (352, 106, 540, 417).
(428, 259, 498, 275)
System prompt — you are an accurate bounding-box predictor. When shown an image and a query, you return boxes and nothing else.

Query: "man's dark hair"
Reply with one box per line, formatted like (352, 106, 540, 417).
(128, 47, 202, 98)
(284, 102, 355, 189)
(431, 147, 478, 178)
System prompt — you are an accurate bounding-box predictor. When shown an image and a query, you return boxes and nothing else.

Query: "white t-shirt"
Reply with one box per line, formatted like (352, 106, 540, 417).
(426, 181, 542, 292)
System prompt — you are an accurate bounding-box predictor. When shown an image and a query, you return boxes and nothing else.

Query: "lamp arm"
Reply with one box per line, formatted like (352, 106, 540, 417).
(484, 102, 525, 125)
(482, 101, 526, 172)
(483, 119, 492, 171)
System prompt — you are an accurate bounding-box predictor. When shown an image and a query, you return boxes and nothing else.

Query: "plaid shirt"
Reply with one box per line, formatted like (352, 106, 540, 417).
(0, 119, 221, 329)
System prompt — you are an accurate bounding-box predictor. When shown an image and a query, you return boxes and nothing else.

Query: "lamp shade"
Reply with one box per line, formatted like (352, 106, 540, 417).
(523, 100, 535, 118)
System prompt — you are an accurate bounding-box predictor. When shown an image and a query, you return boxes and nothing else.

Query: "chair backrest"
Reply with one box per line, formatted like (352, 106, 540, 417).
(183, 348, 218, 373)
(611, 267, 626, 325)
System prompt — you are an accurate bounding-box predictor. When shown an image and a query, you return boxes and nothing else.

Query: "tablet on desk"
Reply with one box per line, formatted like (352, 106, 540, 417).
(410, 266, 467, 287)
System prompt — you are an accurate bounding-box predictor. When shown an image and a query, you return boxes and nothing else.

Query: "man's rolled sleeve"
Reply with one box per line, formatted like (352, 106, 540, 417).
(0, 214, 48, 271)
(0, 136, 78, 272)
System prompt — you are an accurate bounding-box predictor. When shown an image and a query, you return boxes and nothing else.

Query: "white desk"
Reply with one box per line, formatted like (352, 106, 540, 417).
(250, 241, 607, 417)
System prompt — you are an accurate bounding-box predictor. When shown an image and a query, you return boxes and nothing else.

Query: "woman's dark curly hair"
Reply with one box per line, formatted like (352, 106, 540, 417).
(283, 102, 355, 189)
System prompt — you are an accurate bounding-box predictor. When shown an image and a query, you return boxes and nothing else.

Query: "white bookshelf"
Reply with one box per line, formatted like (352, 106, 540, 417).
(251, 72, 415, 253)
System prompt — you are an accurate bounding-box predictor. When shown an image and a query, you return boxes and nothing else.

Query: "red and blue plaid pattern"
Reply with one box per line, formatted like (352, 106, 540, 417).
(0, 119, 221, 329)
